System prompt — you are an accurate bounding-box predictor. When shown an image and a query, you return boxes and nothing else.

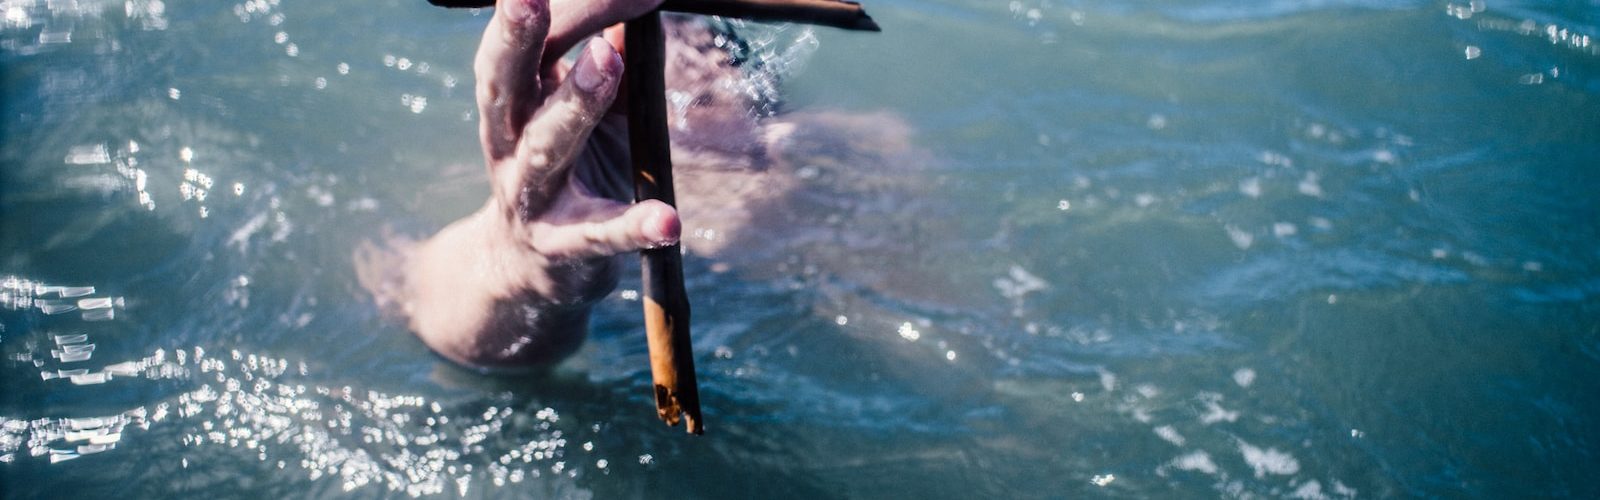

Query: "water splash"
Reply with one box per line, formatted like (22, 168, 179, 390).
(705, 18, 820, 118)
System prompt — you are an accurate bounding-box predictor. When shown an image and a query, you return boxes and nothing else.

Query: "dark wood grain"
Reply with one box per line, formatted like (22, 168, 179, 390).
(625, 12, 704, 435)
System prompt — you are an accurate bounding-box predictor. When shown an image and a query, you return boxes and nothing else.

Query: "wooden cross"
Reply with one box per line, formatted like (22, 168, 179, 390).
(430, 0, 880, 435)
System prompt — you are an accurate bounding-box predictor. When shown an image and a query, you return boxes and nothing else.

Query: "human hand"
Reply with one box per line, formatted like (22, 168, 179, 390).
(476, 0, 678, 258)
(403, 0, 678, 367)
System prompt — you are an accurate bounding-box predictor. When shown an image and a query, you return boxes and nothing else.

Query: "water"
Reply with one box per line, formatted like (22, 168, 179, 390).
(3, 0, 1598, 497)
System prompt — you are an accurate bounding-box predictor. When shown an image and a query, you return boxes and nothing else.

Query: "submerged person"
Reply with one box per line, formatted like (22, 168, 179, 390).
(360, 0, 916, 370)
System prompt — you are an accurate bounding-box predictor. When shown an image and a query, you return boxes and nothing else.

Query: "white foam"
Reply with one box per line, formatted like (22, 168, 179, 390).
(1153, 425, 1186, 446)
(1238, 440, 1300, 478)
(1225, 225, 1254, 250)
(1171, 450, 1218, 475)
(1232, 368, 1256, 388)
(1291, 480, 1327, 499)
(1199, 393, 1240, 424)
(1239, 177, 1262, 198)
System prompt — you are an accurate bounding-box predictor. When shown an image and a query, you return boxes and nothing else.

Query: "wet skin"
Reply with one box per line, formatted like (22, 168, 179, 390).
(404, 0, 683, 369)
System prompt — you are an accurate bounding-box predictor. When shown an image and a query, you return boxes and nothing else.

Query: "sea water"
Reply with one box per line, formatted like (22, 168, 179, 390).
(2, 0, 1597, 497)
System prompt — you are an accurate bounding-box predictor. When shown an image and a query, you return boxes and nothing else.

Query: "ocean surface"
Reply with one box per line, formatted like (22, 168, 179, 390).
(3, 0, 1598, 497)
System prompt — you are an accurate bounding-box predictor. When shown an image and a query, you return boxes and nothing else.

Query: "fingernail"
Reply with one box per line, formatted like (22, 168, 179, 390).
(641, 207, 679, 246)
(574, 38, 620, 92)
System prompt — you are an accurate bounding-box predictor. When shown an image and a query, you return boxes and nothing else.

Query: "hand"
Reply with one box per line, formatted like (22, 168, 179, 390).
(477, 0, 678, 259)
(404, 0, 678, 369)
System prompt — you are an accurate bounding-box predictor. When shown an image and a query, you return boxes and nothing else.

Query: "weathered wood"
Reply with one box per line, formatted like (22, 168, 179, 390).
(624, 12, 704, 435)
(427, 0, 880, 31)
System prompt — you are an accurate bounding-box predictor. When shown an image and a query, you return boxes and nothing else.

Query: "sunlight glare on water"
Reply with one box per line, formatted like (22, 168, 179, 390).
(2, 276, 606, 496)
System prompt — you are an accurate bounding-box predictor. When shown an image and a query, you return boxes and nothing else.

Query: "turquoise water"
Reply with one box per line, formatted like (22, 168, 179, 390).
(3, 0, 1598, 497)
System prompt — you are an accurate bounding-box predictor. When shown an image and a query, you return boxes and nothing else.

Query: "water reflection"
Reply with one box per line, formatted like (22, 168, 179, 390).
(3, 276, 608, 496)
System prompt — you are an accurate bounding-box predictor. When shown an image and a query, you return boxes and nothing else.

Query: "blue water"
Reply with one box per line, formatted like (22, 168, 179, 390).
(3, 0, 1598, 497)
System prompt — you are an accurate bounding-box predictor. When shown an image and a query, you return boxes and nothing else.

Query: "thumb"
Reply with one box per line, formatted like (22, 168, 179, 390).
(534, 199, 681, 260)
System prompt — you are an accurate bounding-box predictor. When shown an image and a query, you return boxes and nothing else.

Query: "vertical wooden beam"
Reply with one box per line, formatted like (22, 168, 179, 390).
(624, 11, 704, 435)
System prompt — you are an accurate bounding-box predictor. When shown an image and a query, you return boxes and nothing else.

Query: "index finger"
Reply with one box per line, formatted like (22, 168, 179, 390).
(476, 0, 551, 162)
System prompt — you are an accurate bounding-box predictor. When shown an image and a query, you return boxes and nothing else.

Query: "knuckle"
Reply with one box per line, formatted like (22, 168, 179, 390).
(558, 97, 602, 129)
(498, 4, 547, 45)
(525, 151, 550, 168)
(580, 222, 607, 247)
